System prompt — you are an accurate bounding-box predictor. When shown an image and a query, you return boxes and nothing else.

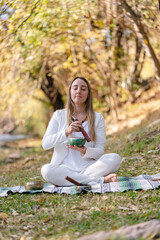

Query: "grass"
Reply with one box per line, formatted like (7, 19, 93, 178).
(0, 121, 160, 240)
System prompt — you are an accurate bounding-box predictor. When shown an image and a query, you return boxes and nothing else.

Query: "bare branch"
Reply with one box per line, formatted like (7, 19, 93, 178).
(14, 0, 41, 34)
(120, 0, 160, 79)
(1, 0, 41, 41)
(0, 1, 14, 16)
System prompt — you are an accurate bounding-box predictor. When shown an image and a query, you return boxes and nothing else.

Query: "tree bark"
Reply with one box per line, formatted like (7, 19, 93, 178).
(130, 38, 143, 90)
(133, 38, 142, 76)
(120, 0, 160, 80)
(115, 23, 123, 70)
(41, 71, 64, 111)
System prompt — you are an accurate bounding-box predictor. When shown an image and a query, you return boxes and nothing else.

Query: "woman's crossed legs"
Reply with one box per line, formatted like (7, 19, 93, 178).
(41, 153, 121, 186)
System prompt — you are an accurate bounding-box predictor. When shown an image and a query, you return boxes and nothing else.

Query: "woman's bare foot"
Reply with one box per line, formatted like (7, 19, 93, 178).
(104, 173, 117, 183)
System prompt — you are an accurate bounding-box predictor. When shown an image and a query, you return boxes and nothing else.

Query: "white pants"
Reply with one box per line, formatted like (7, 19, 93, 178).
(41, 153, 121, 186)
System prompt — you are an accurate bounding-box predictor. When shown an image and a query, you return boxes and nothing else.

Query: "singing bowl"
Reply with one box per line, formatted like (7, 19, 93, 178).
(69, 137, 86, 147)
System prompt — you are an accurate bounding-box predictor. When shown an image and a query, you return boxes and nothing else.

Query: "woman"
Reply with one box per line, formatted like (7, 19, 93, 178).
(41, 77, 121, 186)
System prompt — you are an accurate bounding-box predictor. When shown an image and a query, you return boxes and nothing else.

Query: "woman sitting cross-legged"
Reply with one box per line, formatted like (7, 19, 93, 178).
(41, 77, 121, 186)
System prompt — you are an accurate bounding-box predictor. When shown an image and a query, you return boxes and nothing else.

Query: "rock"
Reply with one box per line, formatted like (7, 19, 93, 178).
(0, 118, 15, 134)
(147, 119, 160, 128)
(4, 152, 21, 163)
(78, 231, 107, 240)
(115, 220, 160, 239)
(4, 158, 14, 163)
(8, 153, 21, 159)
(77, 220, 160, 240)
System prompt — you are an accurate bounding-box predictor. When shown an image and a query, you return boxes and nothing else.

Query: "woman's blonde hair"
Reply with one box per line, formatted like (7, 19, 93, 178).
(66, 77, 96, 141)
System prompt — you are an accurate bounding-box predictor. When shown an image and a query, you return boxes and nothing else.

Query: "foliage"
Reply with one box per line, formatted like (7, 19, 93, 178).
(0, 0, 160, 129)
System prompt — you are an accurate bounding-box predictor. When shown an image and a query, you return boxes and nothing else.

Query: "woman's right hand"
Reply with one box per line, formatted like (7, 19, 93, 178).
(65, 120, 83, 137)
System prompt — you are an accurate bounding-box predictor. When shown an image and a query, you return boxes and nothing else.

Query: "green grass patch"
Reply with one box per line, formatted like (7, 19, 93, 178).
(0, 122, 160, 239)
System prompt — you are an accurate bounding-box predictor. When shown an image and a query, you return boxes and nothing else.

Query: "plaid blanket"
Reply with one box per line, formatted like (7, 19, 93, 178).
(0, 173, 160, 197)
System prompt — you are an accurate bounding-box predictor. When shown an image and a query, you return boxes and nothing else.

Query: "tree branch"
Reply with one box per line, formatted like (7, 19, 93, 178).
(14, 0, 41, 34)
(0, 1, 14, 16)
(120, 0, 160, 79)
(1, 0, 41, 41)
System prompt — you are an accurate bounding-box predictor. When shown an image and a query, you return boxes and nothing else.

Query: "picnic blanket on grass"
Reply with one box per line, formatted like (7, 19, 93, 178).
(0, 173, 160, 197)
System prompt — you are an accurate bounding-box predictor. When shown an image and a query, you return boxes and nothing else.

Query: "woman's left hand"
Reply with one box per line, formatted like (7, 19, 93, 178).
(66, 144, 87, 154)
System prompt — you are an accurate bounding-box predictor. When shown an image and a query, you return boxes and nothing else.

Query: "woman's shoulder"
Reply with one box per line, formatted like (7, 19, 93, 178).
(53, 108, 67, 118)
(94, 112, 105, 125)
(94, 111, 104, 119)
(55, 108, 66, 114)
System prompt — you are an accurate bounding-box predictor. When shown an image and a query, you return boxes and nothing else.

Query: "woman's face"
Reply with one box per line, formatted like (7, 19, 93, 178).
(70, 78, 89, 105)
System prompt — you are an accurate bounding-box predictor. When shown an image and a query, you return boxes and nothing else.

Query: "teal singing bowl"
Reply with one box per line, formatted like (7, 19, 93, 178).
(69, 137, 86, 147)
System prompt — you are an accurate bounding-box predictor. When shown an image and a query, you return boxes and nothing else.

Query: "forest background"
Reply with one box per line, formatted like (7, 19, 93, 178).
(0, 1, 160, 239)
(0, 0, 160, 137)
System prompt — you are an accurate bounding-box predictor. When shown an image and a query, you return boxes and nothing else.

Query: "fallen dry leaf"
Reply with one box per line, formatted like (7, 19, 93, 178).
(37, 197, 46, 203)
(20, 236, 27, 240)
(101, 196, 109, 200)
(118, 205, 139, 212)
(0, 212, 9, 219)
(90, 206, 100, 211)
(128, 204, 139, 212)
(118, 206, 130, 211)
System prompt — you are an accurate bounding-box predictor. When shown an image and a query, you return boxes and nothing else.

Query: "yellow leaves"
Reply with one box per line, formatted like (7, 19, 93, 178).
(94, 19, 105, 28)
(90, 63, 96, 68)
(63, 61, 73, 69)
(144, 39, 148, 45)
(0, 212, 9, 220)
(37, 197, 46, 203)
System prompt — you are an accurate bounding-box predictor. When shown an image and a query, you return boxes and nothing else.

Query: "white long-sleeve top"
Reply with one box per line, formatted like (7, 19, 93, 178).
(42, 109, 106, 167)
(61, 121, 96, 172)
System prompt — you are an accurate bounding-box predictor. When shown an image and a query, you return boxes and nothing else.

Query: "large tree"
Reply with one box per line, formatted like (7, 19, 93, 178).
(0, 0, 160, 121)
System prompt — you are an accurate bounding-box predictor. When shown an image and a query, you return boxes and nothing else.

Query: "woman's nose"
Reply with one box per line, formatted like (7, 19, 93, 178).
(77, 87, 81, 93)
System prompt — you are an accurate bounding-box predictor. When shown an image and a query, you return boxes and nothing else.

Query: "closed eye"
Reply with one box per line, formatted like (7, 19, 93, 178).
(81, 87, 87, 91)
(72, 85, 87, 91)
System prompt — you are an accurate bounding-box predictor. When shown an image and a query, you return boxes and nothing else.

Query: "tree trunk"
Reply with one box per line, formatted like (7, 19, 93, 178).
(120, 0, 160, 80)
(115, 23, 123, 70)
(129, 38, 143, 90)
(133, 38, 142, 77)
(41, 71, 64, 111)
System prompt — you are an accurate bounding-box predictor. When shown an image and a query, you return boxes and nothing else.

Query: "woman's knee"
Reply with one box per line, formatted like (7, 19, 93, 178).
(100, 153, 121, 165)
(41, 164, 51, 180)
(111, 153, 121, 162)
(101, 153, 121, 162)
(100, 153, 121, 173)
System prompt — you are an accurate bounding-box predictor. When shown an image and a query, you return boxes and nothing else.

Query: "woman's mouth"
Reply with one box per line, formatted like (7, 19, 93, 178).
(75, 95, 81, 98)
